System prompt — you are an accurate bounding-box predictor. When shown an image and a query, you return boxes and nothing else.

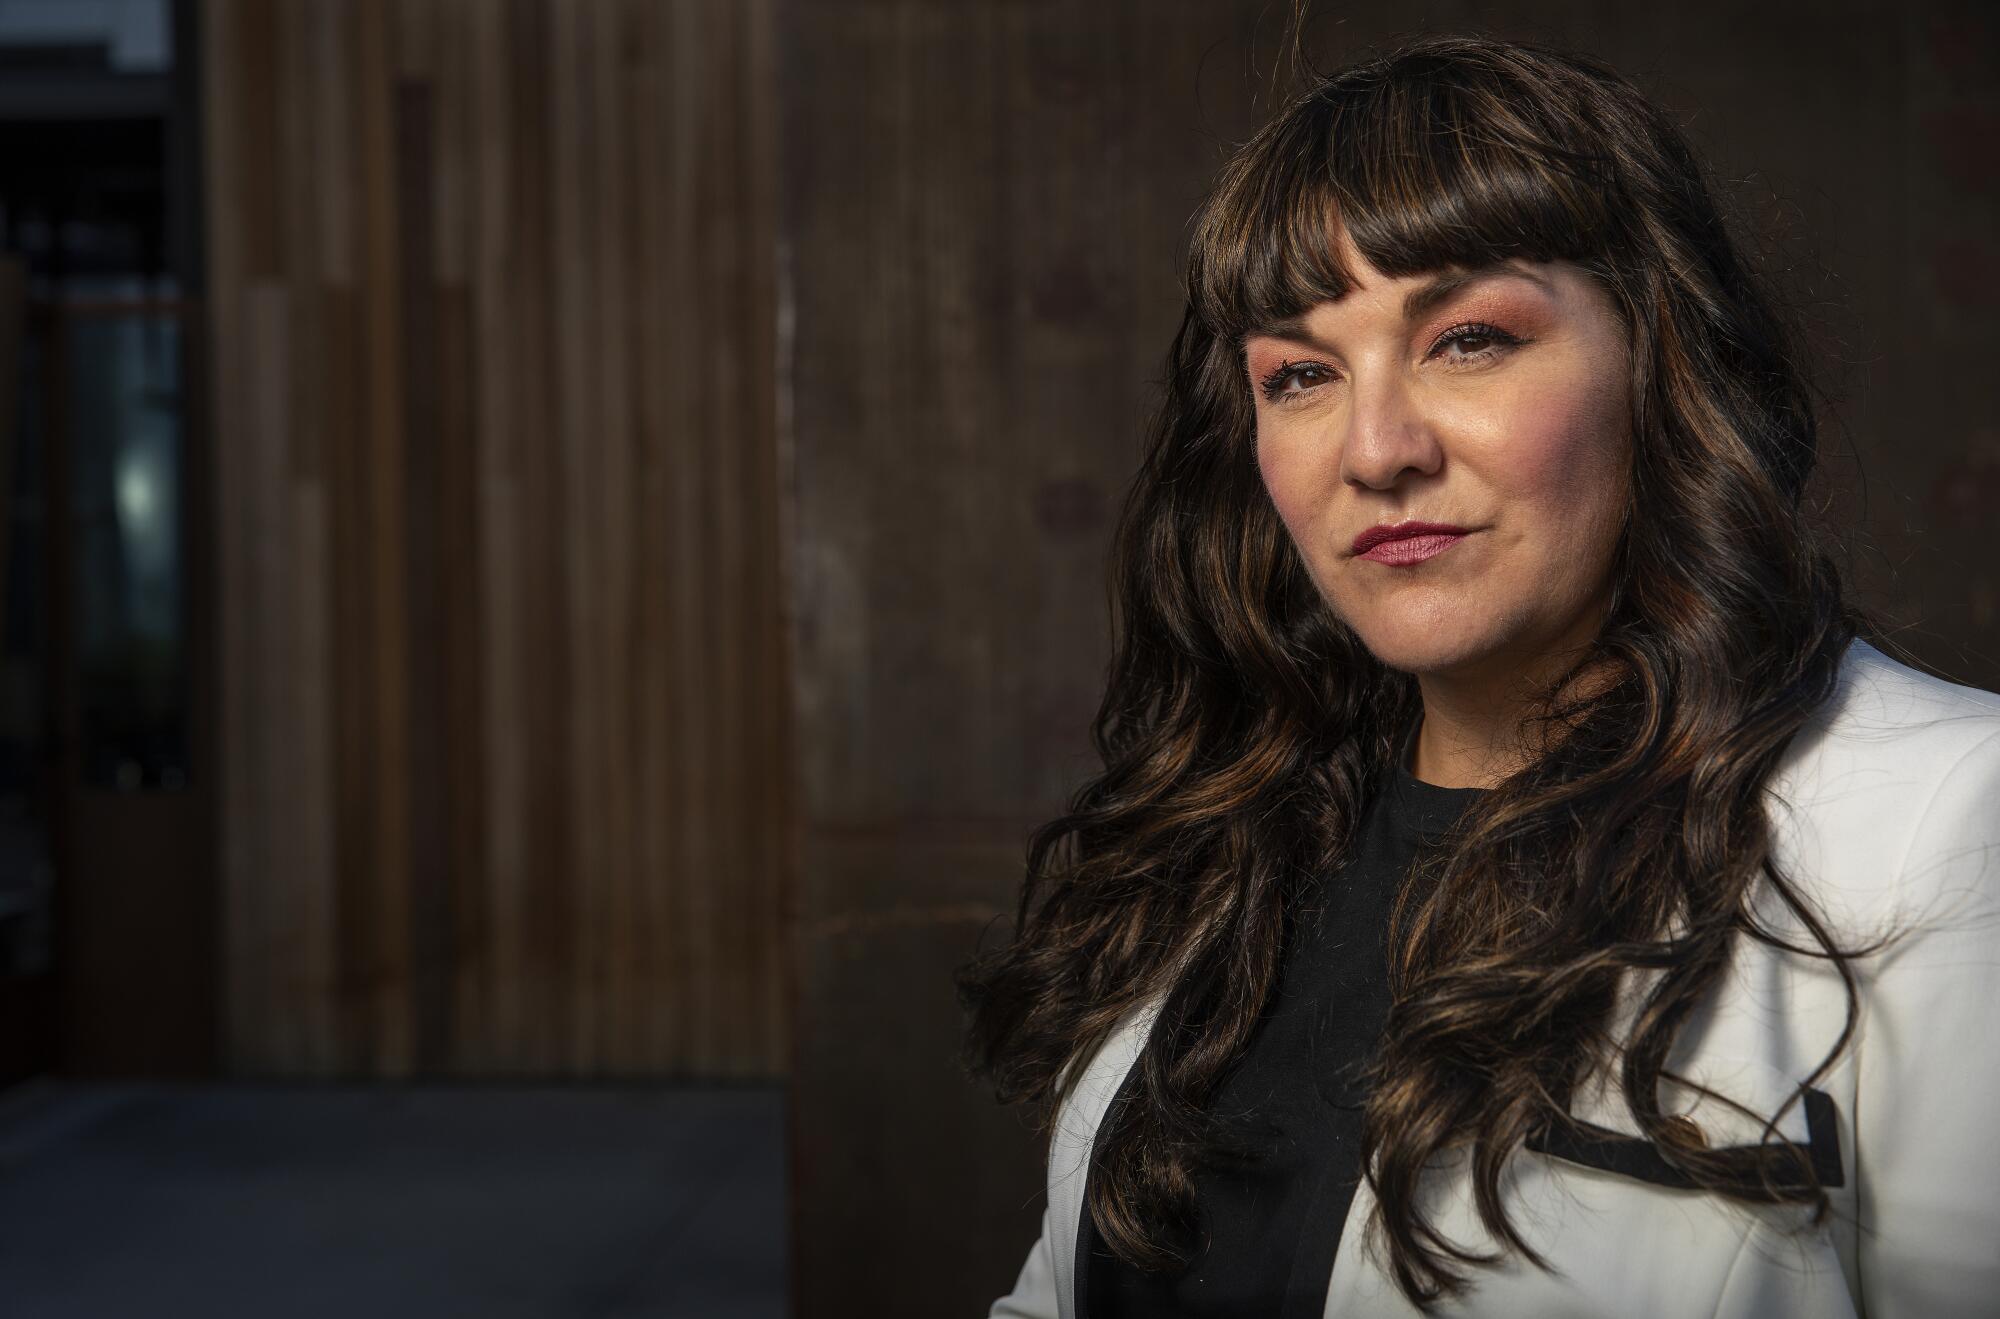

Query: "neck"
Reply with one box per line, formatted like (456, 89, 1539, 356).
(1407, 615, 1614, 789)
(1409, 673, 1537, 788)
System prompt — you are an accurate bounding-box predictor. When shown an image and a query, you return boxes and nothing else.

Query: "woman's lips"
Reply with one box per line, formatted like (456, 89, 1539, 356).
(1358, 532, 1465, 565)
(1350, 520, 1474, 565)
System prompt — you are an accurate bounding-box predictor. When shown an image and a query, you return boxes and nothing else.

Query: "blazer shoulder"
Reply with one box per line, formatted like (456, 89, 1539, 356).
(1775, 638, 2000, 786)
(1767, 638, 2000, 917)
(1825, 637, 2000, 743)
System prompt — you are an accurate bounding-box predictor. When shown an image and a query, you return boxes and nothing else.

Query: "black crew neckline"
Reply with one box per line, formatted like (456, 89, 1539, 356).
(1387, 717, 1488, 841)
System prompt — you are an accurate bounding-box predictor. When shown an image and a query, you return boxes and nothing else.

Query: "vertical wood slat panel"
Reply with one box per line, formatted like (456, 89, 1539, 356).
(437, 283, 487, 1073)
(667, 0, 718, 1076)
(631, 0, 682, 1073)
(328, 0, 381, 1077)
(707, 2, 750, 1077)
(276, 0, 337, 1075)
(589, 0, 637, 1071)
(466, 0, 524, 1077)
(207, 0, 787, 1079)
(242, 281, 290, 1066)
(395, 77, 451, 1072)
(740, 0, 788, 1069)
(548, 0, 596, 1075)
(508, 0, 570, 1076)
(355, 0, 415, 1077)
(422, 0, 488, 1067)
(203, 0, 252, 1074)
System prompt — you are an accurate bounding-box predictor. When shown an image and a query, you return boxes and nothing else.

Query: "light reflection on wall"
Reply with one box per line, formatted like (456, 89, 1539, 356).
(70, 312, 185, 789)
(111, 373, 175, 641)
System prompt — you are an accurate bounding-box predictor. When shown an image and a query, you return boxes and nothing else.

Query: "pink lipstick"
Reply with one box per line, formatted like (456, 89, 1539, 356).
(1351, 520, 1472, 566)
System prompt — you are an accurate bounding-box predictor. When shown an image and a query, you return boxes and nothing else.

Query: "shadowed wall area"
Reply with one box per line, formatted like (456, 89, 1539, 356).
(202, 0, 786, 1080)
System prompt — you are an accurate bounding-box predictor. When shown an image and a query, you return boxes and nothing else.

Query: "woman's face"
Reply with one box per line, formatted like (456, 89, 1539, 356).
(1243, 230, 1633, 684)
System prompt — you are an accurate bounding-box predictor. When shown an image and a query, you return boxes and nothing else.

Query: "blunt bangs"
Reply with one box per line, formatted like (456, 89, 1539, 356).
(1190, 52, 1630, 343)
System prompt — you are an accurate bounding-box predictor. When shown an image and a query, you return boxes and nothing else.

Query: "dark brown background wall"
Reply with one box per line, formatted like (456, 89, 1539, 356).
(779, 2, 2000, 1315)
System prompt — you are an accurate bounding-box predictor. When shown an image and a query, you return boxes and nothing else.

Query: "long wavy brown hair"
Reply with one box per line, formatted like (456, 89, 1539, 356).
(957, 31, 1869, 1306)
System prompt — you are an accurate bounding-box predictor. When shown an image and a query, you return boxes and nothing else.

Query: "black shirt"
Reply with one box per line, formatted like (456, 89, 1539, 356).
(1080, 752, 1484, 1318)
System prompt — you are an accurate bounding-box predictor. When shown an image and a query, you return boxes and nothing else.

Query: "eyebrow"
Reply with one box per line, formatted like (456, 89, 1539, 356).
(1244, 263, 1553, 345)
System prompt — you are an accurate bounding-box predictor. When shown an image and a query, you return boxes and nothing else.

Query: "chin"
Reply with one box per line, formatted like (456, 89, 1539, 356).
(1344, 607, 1512, 678)
(1356, 633, 1495, 677)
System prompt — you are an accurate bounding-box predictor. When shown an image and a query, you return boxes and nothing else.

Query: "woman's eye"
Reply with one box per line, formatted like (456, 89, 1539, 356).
(1257, 360, 1334, 403)
(1254, 326, 1521, 402)
(1430, 322, 1521, 364)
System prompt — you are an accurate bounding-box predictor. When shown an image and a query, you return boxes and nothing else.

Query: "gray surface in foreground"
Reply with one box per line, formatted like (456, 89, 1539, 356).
(0, 1080, 787, 1319)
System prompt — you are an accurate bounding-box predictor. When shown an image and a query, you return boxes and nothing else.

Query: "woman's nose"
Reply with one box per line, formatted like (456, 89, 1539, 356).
(1338, 373, 1445, 490)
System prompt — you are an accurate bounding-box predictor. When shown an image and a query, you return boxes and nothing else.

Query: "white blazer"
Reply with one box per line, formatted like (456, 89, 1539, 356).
(988, 638, 2000, 1318)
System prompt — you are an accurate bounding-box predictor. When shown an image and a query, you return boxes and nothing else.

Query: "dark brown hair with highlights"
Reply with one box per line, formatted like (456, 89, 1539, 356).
(958, 32, 1869, 1306)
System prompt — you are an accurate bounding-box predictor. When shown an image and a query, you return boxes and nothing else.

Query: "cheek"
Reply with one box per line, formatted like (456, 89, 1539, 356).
(1475, 372, 1629, 533)
(1254, 419, 1330, 538)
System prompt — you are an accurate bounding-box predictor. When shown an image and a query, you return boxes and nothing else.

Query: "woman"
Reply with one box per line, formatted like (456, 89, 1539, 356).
(959, 32, 2000, 1319)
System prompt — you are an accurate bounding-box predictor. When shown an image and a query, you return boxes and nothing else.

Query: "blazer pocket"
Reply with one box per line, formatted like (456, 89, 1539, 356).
(1525, 1084, 1844, 1194)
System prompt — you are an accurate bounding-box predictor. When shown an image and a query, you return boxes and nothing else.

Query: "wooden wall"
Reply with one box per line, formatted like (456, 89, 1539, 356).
(202, 0, 787, 1079)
